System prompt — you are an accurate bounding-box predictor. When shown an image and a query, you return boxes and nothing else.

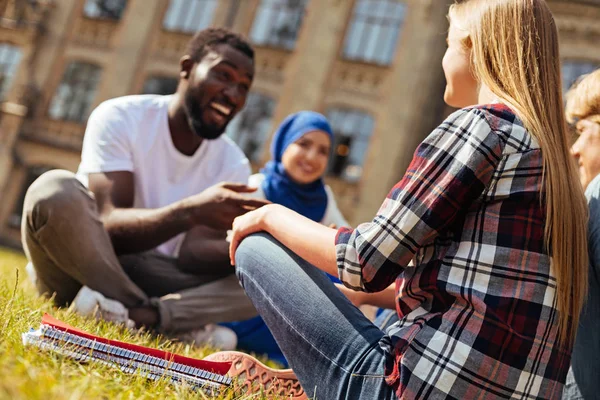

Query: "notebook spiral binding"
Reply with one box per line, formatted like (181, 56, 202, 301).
(22, 316, 232, 394)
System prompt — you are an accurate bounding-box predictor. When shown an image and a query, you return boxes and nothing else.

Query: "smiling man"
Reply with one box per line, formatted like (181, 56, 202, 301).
(21, 28, 267, 348)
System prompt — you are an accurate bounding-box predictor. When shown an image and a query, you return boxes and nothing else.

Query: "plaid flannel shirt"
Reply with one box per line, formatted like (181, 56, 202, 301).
(336, 105, 570, 399)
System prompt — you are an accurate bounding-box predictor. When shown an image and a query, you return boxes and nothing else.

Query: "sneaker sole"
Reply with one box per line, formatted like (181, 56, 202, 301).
(203, 351, 307, 399)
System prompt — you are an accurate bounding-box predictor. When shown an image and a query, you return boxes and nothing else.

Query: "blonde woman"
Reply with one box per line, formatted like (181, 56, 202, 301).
(564, 68, 600, 400)
(207, 1, 588, 398)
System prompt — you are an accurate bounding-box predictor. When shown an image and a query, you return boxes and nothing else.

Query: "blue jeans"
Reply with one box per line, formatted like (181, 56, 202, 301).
(235, 233, 397, 400)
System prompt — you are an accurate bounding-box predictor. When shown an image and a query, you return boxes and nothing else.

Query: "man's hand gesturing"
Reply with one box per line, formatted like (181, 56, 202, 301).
(183, 182, 270, 231)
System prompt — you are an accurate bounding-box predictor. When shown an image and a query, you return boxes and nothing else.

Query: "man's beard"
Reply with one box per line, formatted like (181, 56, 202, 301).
(184, 90, 228, 140)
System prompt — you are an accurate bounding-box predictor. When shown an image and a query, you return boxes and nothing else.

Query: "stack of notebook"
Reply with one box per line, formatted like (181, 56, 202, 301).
(22, 314, 232, 394)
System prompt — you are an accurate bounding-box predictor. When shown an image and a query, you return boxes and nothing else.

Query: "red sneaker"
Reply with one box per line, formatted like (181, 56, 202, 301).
(203, 351, 307, 399)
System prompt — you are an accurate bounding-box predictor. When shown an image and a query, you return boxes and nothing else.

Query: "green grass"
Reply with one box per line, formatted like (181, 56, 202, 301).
(0, 248, 279, 400)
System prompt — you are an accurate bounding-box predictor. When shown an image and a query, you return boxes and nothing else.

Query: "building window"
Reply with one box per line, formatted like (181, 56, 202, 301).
(83, 0, 128, 20)
(226, 92, 276, 163)
(163, 0, 218, 33)
(327, 108, 374, 182)
(563, 60, 600, 93)
(142, 76, 178, 95)
(343, 0, 406, 65)
(249, 0, 307, 50)
(0, 43, 22, 101)
(48, 62, 102, 123)
(8, 165, 53, 228)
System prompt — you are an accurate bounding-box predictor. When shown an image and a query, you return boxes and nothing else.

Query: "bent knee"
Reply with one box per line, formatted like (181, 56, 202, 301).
(235, 232, 282, 276)
(24, 170, 93, 228)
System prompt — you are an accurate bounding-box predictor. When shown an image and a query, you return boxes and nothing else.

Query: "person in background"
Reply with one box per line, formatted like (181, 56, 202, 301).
(21, 28, 267, 349)
(564, 68, 600, 400)
(246, 111, 348, 228)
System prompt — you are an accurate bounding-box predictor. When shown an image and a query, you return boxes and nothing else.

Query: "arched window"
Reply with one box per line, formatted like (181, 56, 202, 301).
(142, 76, 178, 95)
(83, 0, 128, 20)
(162, 0, 218, 34)
(563, 60, 600, 93)
(0, 43, 22, 100)
(249, 0, 307, 50)
(226, 92, 276, 163)
(326, 107, 374, 182)
(8, 165, 53, 228)
(343, 0, 407, 65)
(48, 62, 102, 123)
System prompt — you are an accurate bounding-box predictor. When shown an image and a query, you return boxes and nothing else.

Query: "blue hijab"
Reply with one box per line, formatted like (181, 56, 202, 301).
(261, 111, 334, 222)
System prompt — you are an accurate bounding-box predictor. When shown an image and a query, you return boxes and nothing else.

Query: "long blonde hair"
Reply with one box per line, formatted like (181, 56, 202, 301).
(449, 0, 588, 345)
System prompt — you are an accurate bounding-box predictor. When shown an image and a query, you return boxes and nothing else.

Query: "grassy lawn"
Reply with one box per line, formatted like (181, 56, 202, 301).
(0, 247, 277, 400)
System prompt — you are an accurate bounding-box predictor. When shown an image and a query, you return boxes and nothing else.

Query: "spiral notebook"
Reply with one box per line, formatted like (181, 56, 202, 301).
(22, 314, 232, 393)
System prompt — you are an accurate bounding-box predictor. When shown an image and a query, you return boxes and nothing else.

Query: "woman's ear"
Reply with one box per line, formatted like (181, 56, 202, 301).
(461, 35, 473, 52)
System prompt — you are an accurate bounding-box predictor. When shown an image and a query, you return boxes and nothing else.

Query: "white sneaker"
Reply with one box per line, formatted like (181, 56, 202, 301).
(169, 324, 237, 350)
(70, 286, 135, 329)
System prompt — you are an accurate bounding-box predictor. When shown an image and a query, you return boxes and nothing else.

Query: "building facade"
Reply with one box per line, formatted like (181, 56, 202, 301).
(0, 0, 598, 248)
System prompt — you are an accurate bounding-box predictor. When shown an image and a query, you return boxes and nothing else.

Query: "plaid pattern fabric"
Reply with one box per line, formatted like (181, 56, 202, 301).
(336, 104, 570, 399)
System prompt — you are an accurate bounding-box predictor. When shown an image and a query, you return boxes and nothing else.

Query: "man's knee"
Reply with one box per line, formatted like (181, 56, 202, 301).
(23, 169, 93, 231)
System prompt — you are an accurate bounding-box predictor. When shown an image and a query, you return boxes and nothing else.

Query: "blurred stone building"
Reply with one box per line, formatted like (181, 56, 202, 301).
(0, 0, 598, 248)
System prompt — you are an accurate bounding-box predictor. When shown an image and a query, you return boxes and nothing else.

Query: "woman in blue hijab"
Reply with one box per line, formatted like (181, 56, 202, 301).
(221, 111, 349, 365)
(254, 110, 348, 226)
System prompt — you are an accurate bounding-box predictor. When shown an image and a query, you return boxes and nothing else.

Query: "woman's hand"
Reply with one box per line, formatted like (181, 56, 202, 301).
(229, 204, 275, 265)
(228, 203, 339, 276)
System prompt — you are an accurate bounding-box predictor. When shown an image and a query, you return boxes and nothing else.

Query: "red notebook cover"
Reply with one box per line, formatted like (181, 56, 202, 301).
(41, 313, 232, 375)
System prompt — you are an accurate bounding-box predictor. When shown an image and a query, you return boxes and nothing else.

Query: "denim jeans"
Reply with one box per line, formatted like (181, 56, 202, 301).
(235, 232, 397, 400)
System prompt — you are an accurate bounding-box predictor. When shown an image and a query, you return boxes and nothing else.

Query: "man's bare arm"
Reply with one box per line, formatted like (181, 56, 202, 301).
(89, 171, 268, 255)
(89, 171, 191, 254)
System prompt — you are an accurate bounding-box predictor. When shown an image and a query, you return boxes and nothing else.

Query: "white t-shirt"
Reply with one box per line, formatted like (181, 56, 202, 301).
(247, 173, 349, 228)
(76, 95, 251, 256)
